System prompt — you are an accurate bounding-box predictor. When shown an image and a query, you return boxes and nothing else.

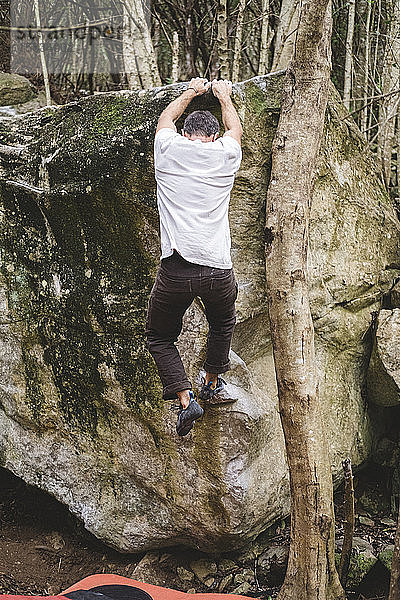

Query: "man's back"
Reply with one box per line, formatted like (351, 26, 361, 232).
(154, 128, 242, 269)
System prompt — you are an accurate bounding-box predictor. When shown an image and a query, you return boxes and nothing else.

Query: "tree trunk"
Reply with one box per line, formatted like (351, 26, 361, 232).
(33, 0, 52, 106)
(389, 500, 400, 600)
(271, 0, 300, 72)
(264, 0, 346, 598)
(153, 17, 161, 62)
(367, 0, 382, 136)
(123, 1, 142, 90)
(377, 0, 400, 188)
(361, 0, 372, 134)
(171, 31, 180, 82)
(217, 0, 230, 79)
(338, 458, 355, 587)
(0, 0, 10, 72)
(258, 0, 273, 75)
(397, 113, 400, 197)
(232, 0, 246, 82)
(372, 0, 382, 88)
(184, 0, 197, 78)
(343, 0, 356, 111)
(123, 0, 161, 90)
(352, 0, 369, 128)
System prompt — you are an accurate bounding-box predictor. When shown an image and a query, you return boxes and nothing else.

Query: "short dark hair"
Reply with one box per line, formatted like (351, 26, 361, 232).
(183, 110, 220, 137)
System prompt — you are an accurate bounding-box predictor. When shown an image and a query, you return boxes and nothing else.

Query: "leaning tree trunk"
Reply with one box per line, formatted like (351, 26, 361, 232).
(264, 1, 346, 599)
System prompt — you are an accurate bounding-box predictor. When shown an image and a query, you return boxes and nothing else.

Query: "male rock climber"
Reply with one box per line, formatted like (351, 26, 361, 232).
(145, 77, 243, 436)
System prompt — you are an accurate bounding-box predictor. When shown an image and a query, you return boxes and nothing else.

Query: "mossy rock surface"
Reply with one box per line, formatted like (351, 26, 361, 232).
(347, 552, 378, 588)
(0, 74, 399, 552)
(379, 546, 394, 571)
(335, 539, 378, 589)
(0, 72, 36, 106)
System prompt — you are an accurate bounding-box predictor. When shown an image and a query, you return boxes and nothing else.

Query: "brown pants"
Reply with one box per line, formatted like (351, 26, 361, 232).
(145, 251, 238, 400)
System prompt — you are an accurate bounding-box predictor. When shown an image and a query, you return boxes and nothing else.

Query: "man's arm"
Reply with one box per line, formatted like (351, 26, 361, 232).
(211, 79, 243, 146)
(156, 77, 211, 134)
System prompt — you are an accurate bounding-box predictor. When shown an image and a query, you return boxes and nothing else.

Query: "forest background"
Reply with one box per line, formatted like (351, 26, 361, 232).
(0, 0, 399, 206)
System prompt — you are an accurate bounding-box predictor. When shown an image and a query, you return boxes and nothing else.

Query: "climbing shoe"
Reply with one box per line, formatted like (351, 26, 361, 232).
(199, 376, 226, 401)
(176, 391, 204, 437)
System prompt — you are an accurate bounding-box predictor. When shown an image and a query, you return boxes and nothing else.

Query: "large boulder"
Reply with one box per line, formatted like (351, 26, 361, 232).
(0, 74, 399, 552)
(0, 72, 36, 106)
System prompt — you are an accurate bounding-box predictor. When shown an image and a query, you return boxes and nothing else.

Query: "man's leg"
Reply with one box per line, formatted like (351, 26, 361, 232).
(145, 269, 194, 405)
(201, 270, 238, 383)
(204, 373, 218, 389)
(176, 389, 191, 410)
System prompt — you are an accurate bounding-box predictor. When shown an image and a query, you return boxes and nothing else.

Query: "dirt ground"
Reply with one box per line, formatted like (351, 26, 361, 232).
(0, 465, 396, 599)
(0, 467, 143, 595)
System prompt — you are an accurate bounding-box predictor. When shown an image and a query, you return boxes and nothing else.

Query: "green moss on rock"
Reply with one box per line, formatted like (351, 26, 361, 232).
(379, 547, 394, 572)
(0, 150, 162, 436)
(335, 549, 378, 589)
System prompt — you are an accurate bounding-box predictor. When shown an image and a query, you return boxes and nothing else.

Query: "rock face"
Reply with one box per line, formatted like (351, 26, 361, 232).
(392, 281, 400, 307)
(0, 74, 399, 552)
(367, 309, 400, 406)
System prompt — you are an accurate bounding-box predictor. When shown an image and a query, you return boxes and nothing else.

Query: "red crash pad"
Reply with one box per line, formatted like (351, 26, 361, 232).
(62, 574, 256, 599)
(0, 573, 256, 600)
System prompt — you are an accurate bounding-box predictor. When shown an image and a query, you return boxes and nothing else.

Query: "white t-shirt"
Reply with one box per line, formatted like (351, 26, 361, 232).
(153, 127, 242, 269)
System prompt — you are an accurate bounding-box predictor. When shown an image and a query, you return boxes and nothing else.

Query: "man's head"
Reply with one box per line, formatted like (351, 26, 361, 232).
(182, 110, 220, 142)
